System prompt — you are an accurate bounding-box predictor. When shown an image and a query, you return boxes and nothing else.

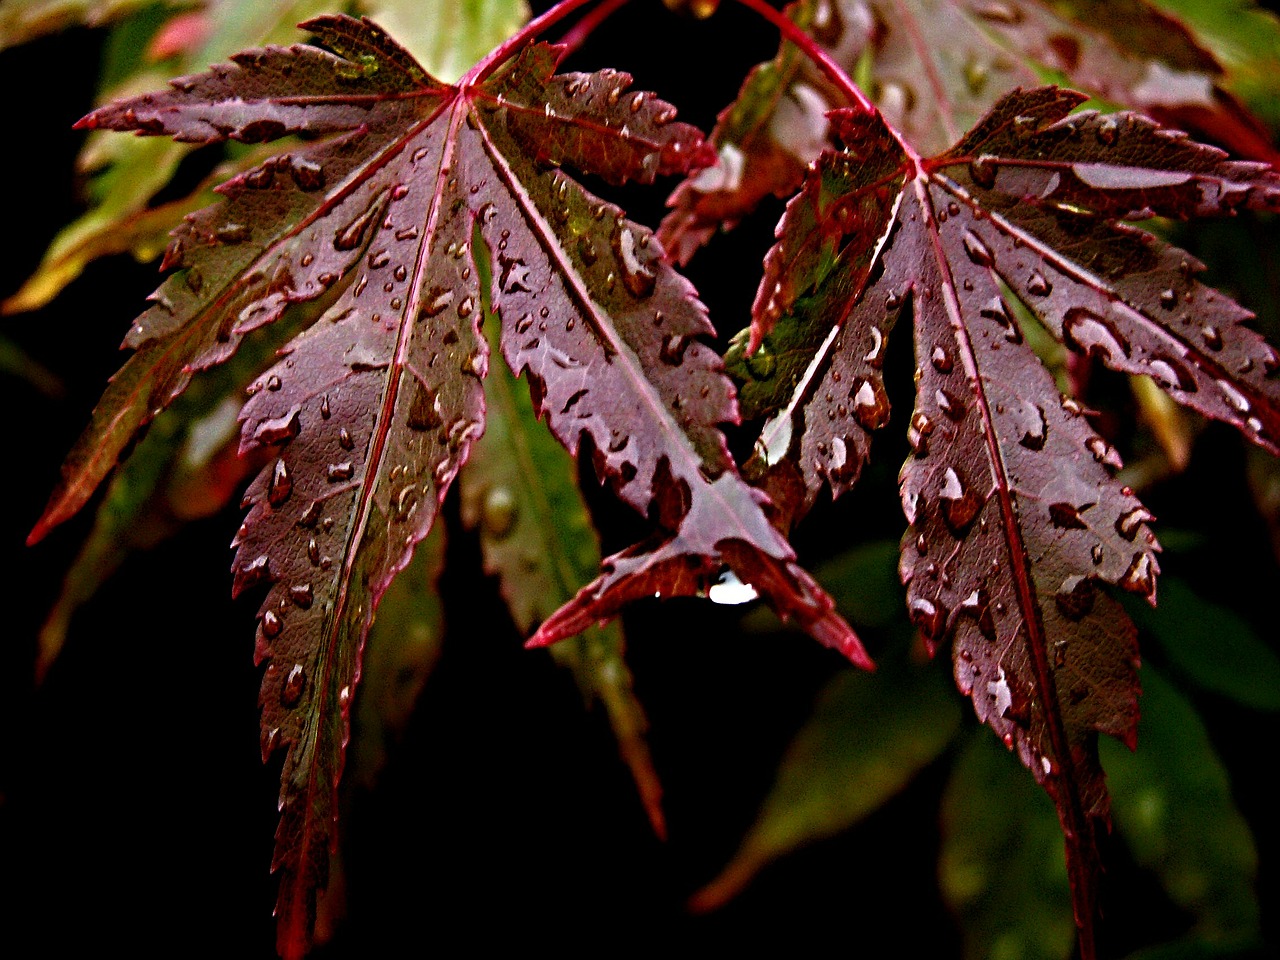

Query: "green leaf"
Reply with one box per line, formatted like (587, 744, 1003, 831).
(1126, 578, 1280, 711)
(941, 730, 1075, 960)
(1101, 667, 1261, 943)
(1145, 0, 1280, 130)
(357, 0, 529, 85)
(691, 651, 961, 909)
(350, 521, 447, 788)
(461, 269, 663, 835)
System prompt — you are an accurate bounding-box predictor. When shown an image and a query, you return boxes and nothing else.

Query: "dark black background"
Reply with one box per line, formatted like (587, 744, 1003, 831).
(2, 2, 1277, 956)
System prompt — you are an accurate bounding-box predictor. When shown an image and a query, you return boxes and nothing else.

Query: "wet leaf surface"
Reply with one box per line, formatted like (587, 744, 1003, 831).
(734, 89, 1280, 952)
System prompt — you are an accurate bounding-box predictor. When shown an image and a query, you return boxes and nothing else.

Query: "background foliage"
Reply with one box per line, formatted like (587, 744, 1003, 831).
(1, 0, 1278, 955)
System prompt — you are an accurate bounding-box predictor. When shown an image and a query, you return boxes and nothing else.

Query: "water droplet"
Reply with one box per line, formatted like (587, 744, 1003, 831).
(1026, 270, 1052, 296)
(969, 154, 998, 189)
(240, 554, 271, 588)
(1159, 288, 1178, 309)
(457, 297, 474, 318)
(1119, 552, 1156, 598)
(217, 223, 251, 244)
(298, 502, 321, 528)
(268, 459, 293, 507)
(1146, 354, 1197, 392)
(659, 334, 689, 365)
(1217, 378, 1251, 414)
(940, 466, 981, 536)
(1049, 501, 1089, 529)
(1055, 575, 1096, 620)
(745, 344, 776, 380)
(980, 297, 1022, 343)
(972, 1, 1022, 24)
(613, 226, 657, 298)
(1091, 543, 1104, 565)
(1062, 307, 1130, 362)
(578, 235, 599, 266)
(1018, 405, 1047, 450)
(908, 411, 934, 456)
(909, 595, 947, 643)
(1053, 641, 1068, 668)
(1115, 506, 1155, 540)
(289, 157, 325, 191)
(462, 349, 487, 378)
(405, 380, 443, 430)
(252, 407, 301, 445)
(337, 427, 355, 451)
(963, 230, 994, 267)
(936, 387, 965, 421)
(266, 375, 282, 391)
(334, 200, 380, 250)
(1200, 326, 1223, 351)
(1086, 435, 1122, 469)
(482, 487, 518, 539)
(1095, 117, 1119, 146)
(931, 345, 954, 373)
(281, 664, 306, 706)
(864, 327, 886, 367)
(368, 249, 390, 269)
(262, 609, 283, 638)
(851, 378, 891, 430)
(307, 537, 320, 566)
(328, 461, 354, 482)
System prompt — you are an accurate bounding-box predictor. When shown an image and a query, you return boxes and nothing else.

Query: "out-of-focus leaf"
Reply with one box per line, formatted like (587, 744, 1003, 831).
(1101, 667, 1261, 943)
(1131, 374, 1195, 473)
(0, 335, 63, 397)
(809, 538, 903, 628)
(941, 730, 1075, 960)
(0, 0, 165, 49)
(1145, 0, 1280, 131)
(349, 522, 447, 788)
(690, 651, 961, 910)
(1125, 578, 1280, 711)
(357, 0, 529, 84)
(460, 279, 663, 836)
(3, 0, 335, 315)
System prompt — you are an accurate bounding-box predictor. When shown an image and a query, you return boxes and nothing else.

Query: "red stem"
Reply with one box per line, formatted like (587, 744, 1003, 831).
(463, 0, 602, 87)
(557, 0, 633, 56)
(729, 0, 924, 165)
(729, 0, 873, 112)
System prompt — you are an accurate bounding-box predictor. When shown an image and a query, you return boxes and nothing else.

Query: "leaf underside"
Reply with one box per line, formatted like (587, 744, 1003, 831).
(736, 89, 1280, 950)
(37, 15, 864, 954)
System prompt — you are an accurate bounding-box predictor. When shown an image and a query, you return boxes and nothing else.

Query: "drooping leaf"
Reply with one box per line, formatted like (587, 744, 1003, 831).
(735, 91, 1280, 951)
(940, 730, 1075, 960)
(690, 646, 962, 910)
(39, 17, 862, 953)
(659, 0, 1275, 261)
(460, 279, 663, 835)
(1101, 667, 1262, 946)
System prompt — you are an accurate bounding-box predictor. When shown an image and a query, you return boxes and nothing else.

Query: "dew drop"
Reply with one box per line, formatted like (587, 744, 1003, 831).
(262, 609, 283, 638)
(1062, 307, 1130, 361)
(338, 427, 355, 451)
(962, 230, 994, 267)
(1146, 354, 1197, 392)
(745, 343, 776, 380)
(1115, 506, 1155, 540)
(908, 595, 947, 643)
(613, 226, 658, 298)
(327, 461, 354, 482)
(936, 387, 965, 421)
(267, 375, 282, 391)
(407, 382, 443, 431)
(253, 407, 301, 445)
(289, 583, 314, 609)
(1049, 501, 1089, 529)
(240, 554, 271, 588)
(1018, 405, 1047, 450)
(457, 297, 474, 318)
(1200, 326, 1223, 351)
(1095, 117, 1119, 146)
(851, 378, 891, 430)
(1217, 378, 1251, 414)
(659, 334, 689, 365)
(940, 466, 981, 536)
(1026, 270, 1052, 296)
(1055, 575, 1096, 620)
(1159, 288, 1178, 309)
(969, 154, 998, 189)
(268, 458, 293, 507)
(931, 345, 954, 373)
(1091, 543, 1104, 565)
(1119, 552, 1156, 598)
(281, 664, 306, 706)
(907, 411, 934, 456)
(980, 297, 1022, 344)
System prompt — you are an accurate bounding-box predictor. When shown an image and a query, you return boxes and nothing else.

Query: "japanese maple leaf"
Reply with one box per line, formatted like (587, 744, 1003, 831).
(660, 0, 1275, 263)
(736, 89, 1280, 952)
(29, 15, 863, 954)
